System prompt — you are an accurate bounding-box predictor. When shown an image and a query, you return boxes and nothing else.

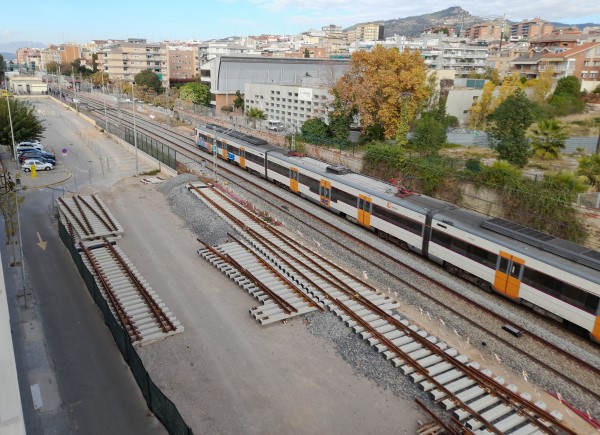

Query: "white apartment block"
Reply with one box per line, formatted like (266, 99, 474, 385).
(244, 83, 332, 131)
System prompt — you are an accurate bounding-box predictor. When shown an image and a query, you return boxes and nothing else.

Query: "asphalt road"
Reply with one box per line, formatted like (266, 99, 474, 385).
(1, 97, 166, 434)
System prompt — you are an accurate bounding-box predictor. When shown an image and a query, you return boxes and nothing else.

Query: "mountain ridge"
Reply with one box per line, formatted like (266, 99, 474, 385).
(345, 7, 599, 38)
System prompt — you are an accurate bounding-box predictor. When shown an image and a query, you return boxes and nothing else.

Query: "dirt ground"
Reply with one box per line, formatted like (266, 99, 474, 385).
(92, 179, 423, 435)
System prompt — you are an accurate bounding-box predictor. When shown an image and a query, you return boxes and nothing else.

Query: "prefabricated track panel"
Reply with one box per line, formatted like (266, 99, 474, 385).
(57, 195, 124, 242)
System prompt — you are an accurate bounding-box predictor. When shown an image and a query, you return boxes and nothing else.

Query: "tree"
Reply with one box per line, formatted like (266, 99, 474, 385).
(333, 45, 429, 140)
(134, 70, 162, 93)
(412, 114, 446, 156)
(45, 61, 61, 74)
(528, 119, 569, 160)
(0, 54, 5, 82)
(486, 90, 535, 167)
(91, 53, 98, 73)
(553, 76, 581, 97)
(301, 118, 329, 142)
(493, 72, 524, 111)
(327, 89, 355, 145)
(245, 107, 267, 128)
(527, 66, 554, 104)
(577, 153, 600, 191)
(304, 49, 310, 58)
(178, 82, 210, 106)
(468, 81, 496, 128)
(0, 99, 45, 146)
(233, 90, 244, 112)
(90, 71, 109, 87)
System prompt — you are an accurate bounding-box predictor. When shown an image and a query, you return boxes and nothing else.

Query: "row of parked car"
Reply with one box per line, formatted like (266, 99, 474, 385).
(16, 142, 57, 172)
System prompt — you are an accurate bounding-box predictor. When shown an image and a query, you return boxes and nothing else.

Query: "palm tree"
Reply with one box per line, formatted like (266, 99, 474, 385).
(245, 107, 267, 129)
(528, 119, 569, 160)
(577, 153, 600, 191)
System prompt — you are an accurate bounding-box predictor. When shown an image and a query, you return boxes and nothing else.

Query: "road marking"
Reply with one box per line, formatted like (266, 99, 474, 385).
(36, 232, 47, 250)
(30, 384, 43, 410)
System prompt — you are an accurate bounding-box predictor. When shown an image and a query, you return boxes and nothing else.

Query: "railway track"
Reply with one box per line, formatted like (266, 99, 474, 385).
(191, 181, 585, 434)
(50, 90, 600, 408)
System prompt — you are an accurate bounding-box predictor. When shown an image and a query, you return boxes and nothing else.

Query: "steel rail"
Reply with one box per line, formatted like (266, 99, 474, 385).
(102, 238, 176, 334)
(78, 195, 118, 233)
(58, 197, 92, 236)
(91, 195, 119, 231)
(80, 242, 142, 342)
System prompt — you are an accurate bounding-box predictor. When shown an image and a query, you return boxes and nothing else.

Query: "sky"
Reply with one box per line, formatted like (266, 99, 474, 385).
(1, 0, 600, 48)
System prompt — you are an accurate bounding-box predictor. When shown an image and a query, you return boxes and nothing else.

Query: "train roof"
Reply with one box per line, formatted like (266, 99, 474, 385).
(198, 125, 600, 283)
(434, 207, 600, 284)
(271, 151, 453, 215)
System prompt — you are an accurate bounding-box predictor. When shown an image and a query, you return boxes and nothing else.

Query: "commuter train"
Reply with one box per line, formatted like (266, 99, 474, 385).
(195, 123, 600, 342)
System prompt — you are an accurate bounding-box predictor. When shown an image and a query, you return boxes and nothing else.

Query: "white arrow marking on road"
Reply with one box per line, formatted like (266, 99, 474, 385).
(36, 232, 47, 251)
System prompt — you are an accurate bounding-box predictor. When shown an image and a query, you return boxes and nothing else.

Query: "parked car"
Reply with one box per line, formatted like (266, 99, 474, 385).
(22, 159, 53, 172)
(19, 150, 56, 164)
(16, 142, 43, 153)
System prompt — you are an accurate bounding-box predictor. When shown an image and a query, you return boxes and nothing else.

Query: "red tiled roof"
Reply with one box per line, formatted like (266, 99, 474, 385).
(541, 41, 600, 59)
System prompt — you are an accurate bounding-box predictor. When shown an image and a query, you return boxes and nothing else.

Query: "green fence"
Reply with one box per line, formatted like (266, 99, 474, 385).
(124, 127, 178, 170)
(58, 221, 193, 435)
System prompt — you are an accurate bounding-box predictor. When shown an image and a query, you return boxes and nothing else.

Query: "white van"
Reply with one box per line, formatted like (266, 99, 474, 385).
(266, 120, 284, 132)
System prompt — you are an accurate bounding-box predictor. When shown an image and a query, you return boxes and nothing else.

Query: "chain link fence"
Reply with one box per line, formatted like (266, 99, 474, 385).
(58, 221, 193, 435)
(577, 192, 600, 209)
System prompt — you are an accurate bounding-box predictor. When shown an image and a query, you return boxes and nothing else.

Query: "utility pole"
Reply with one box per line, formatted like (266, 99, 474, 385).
(57, 65, 61, 101)
(101, 73, 108, 132)
(71, 66, 78, 112)
(132, 82, 139, 176)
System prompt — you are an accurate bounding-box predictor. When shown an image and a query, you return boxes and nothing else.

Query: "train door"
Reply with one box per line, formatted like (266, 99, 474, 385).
(240, 148, 246, 168)
(357, 194, 372, 227)
(290, 167, 299, 193)
(319, 180, 331, 207)
(494, 251, 524, 299)
(221, 140, 228, 159)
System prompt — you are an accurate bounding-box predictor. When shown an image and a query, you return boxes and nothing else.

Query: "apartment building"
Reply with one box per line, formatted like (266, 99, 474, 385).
(538, 41, 600, 90)
(103, 39, 167, 84)
(355, 24, 384, 41)
(463, 22, 503, 41)
(40, 46, 62, 70)
(167, 45, 200, 83)
(510, 18, 553, 41)
(60, 44, 82, 63)
(244, 83, 332, 130)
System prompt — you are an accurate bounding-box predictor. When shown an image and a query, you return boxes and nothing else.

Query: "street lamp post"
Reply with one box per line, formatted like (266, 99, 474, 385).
(4, 77, 17, 162)
(132, 82, 139, 176)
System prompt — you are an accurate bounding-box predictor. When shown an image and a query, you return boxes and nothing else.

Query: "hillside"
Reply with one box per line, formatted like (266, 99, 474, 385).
(346, 7, 599, 39)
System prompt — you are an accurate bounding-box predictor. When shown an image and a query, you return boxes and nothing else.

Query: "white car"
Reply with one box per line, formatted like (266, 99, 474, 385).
(22, 159, 53, 172)
(16, 142, 44, 153)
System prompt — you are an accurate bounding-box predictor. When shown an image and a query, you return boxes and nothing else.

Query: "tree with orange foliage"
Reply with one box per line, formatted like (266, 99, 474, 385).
(333, 45, 429, 142)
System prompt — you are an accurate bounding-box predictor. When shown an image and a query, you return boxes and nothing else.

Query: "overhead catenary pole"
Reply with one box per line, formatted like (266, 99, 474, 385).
(132, 82, 139, 176)
(101, 73, 108, 131)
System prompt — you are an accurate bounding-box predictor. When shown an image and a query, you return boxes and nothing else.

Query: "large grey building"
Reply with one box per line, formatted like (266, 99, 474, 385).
(200, 55, 348, 110)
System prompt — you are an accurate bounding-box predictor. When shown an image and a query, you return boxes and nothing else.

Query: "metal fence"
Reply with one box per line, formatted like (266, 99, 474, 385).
(447, 129, 598, 154)
(63, 97, 179, 171)
(577, 192, 600, 209)
(58, 221, 193, 435)
(124, 127, 178, 170)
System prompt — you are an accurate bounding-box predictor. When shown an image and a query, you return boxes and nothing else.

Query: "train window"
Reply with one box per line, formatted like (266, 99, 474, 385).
(431, 230, 497, 268)
(299, 174, 319, 194)
(267, 160, 288, 176)
(373, 204, 423, 235)
(498, 257, 509, 272)
(523, 267, 598, 314)
(227, 144, 240, 156)
(245, 152, 264, 165)
(331, 187, 356, 206)
(510, 263, 523, 279)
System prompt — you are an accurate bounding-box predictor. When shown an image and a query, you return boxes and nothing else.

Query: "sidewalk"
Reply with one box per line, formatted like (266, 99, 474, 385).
(1, 149, 72, 190)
